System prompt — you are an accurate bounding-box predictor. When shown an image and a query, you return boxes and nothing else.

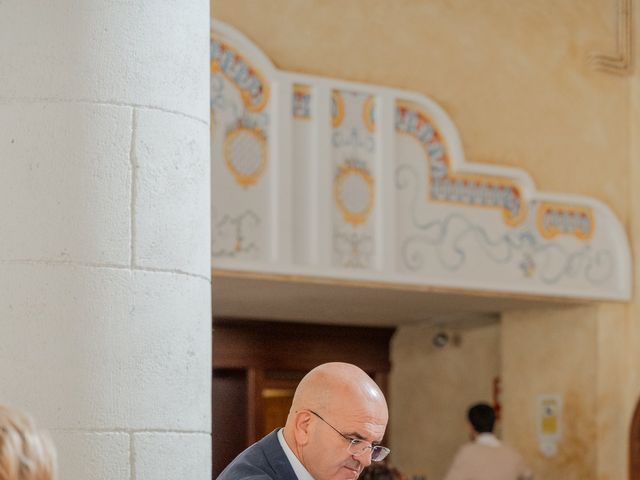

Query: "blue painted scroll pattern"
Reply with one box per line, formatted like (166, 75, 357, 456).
(396, 165, 614, 286)
(212, 208, 261, 258)
(333, 231, 374, 269)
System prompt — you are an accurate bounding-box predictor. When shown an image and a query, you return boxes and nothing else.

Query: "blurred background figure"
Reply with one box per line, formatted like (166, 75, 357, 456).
(361, 462, 408, 480)
(0, 405, 57, 480)
(443, 402, 531, 480)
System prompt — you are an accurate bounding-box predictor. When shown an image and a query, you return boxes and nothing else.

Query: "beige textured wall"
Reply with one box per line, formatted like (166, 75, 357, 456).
(503, 307, 595, 480)
(595, 304, 632, 480)
(502, 304, 631, 480)
(390, 322, 500, 480)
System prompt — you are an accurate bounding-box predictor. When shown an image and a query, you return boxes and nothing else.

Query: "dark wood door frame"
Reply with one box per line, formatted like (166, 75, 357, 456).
(630, 398, 640, 479)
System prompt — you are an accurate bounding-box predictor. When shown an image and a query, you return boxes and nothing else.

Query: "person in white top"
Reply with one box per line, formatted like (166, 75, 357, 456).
(443, 403, 533, 480)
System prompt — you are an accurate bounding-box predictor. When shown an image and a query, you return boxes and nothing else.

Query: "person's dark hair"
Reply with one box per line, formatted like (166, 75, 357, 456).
(467, 403, 496, 433)
(360, 463, 405, 480)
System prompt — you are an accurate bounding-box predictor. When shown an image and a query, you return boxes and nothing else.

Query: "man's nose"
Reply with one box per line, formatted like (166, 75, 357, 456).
(354, 448, 374, 467)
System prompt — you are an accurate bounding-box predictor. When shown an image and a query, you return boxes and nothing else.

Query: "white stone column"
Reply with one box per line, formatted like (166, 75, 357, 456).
(0, 2, 211, 479)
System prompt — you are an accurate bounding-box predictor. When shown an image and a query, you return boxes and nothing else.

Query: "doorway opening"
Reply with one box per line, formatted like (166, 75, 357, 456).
(212, 318, 395, 477)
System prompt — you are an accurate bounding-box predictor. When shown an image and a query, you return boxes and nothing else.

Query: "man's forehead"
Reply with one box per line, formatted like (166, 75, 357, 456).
(339, 415, 387, 439)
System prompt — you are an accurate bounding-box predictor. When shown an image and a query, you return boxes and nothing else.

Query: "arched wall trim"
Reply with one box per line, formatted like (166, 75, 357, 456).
(210, 19, 632, 302)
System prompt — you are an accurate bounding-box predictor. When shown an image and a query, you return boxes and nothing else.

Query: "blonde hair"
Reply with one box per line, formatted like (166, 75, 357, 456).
(0, 406, 56, 480)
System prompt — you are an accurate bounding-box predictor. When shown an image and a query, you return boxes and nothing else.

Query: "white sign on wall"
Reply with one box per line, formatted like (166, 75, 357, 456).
(537, 394, 562, 457)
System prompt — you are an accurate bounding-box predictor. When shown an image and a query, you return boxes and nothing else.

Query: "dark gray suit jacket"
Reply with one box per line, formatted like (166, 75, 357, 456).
(217, 429, 298, 480)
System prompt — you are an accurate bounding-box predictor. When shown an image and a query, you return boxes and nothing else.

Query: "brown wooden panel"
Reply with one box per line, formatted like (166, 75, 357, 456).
(212, 369, 247, 478)
(261, 385, 297, 438)
(213, 318, 395, 373)
(246, 367, 264, 444)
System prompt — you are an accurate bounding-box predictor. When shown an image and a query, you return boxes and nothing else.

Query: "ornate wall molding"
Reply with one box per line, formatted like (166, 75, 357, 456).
(588, 0, 632, 75)
(211, 19, 632, 302)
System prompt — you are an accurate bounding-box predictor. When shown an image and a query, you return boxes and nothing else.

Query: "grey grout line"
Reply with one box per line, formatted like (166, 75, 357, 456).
(51, 428, 211, 435)
(130, 107, 138, 269)
(130, 432, 136, 480)
(0, 97, 209, 126)
(0, 259, 211, 283)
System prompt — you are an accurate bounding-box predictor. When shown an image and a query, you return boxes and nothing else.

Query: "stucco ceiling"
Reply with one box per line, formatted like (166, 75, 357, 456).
(212, 269, 584, 327)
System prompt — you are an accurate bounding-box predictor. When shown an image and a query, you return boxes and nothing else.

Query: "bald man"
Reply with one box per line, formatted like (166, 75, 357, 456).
(217, 362, 390, 480)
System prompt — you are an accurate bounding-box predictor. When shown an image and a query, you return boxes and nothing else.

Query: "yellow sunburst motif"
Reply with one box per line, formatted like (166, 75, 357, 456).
(362, 95, 376, 133)
(331, 90, 345, 128)
(224, 127, 268, 187)
(334, 163, 375, 225)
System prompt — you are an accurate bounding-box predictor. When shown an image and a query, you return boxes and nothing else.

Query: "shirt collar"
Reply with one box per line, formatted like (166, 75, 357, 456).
(277, 428, 315, 480)
(475, 433, 501, 447)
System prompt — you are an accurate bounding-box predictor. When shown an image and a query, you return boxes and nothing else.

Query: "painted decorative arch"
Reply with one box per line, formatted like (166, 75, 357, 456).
(210, 19, 632, 302)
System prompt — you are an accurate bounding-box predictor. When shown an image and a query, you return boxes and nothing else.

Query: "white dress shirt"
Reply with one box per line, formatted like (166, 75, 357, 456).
(443, 432, 533, 480)
(278, 428, 315, 480)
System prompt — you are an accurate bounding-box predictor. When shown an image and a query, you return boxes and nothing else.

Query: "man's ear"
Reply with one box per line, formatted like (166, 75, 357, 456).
(293, 410, 313, 446)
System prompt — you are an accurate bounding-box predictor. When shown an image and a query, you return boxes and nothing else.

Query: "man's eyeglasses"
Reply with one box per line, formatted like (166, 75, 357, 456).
(308, 410, 391, 462)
